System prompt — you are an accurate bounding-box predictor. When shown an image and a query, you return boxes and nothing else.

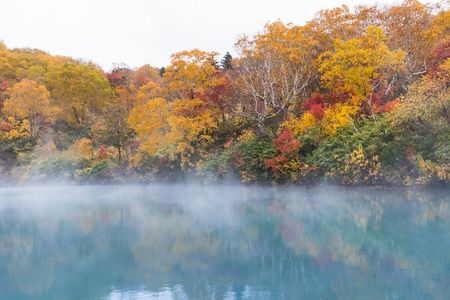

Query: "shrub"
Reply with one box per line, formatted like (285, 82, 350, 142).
(28, 157, 77, 181)
(265, 128, 304, 182)
(332, 144, 384, 185)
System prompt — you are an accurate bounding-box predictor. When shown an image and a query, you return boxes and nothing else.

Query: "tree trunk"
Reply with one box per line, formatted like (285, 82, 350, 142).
(367, 93, 376, 121)
(348, 115, 360, 134)
(72, 106, 81, 124)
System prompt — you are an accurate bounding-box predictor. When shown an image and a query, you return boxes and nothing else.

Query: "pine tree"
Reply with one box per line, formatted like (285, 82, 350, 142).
(221, 52, 233, 71)
(159, 67, 166, 77)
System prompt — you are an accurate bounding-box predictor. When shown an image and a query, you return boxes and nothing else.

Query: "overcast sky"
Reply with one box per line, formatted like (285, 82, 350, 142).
(0, 0, 441, 71)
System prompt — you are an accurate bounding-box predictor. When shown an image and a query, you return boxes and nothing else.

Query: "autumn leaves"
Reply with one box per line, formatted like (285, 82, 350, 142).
(124, 0, 450, 183)
(129, 50, 225, 168)
(0, 0, 449, 184)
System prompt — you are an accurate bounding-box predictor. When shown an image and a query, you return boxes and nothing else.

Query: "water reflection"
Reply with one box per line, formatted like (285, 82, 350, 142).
(0, 185, 449, 299)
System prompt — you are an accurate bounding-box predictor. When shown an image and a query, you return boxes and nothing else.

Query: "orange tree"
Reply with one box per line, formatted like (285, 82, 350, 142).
(129, 49, 224, 169)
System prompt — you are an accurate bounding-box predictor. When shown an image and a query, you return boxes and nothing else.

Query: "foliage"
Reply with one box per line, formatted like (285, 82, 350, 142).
(220, 52, 233, 71)
(230, 132, 276, 183)
(265, 129, 304, 181)
(231, 20, 318, 131)
(3, 79, 53, 137)
(1, 1, 450, 186)
(28, 157, 77, 181)
(197, 130, 276, 183)
(53, 133, 73, 151)
(332, 144, 384, 185)
(0, 117, 30, 140)
(13, 142, 35, 166)
(76, 159, 115, 184)
(65, 138, 96, 160)
(415, 154, 450, 185)
(381, 0, 445, 91)
(196, 149, 237, 183)
(302, 116, 398, 184)
(46, 62, 115, 127)
(129, 50, 222, 170)
(320, 26, 405, 121)
(91, 104, 135, 163)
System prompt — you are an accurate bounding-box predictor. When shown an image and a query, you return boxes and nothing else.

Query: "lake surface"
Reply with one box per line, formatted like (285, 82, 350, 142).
(0, 185, 449, 299)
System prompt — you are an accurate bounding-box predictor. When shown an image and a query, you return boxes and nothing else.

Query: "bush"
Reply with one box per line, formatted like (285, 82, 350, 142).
(28, 157, 77, 181)
(198, 130, 276, 183)
(333, 144, 384, 185)
(76, 159, 116, 183)
(297, 116, 403, 185)
(197, 149, 237, 183)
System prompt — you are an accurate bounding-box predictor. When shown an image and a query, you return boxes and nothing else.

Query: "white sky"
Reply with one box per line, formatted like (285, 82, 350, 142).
(0, 0, 442, 71)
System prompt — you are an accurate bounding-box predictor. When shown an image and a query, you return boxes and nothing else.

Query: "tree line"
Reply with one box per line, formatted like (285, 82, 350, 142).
(0, 0, 449, 185)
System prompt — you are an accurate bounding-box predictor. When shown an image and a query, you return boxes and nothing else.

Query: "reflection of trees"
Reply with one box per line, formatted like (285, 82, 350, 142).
(0, 186, 449, 299)
(269, 188, 450, 300)
(5, 234, 57, 295)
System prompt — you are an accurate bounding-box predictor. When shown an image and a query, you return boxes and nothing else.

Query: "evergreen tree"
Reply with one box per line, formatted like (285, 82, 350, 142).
(221, 52, 233, 71)
(159, 67, 166, 77)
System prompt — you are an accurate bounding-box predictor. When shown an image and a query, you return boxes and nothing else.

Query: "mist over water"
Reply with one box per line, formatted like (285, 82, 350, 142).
(0, 185, 449, 299)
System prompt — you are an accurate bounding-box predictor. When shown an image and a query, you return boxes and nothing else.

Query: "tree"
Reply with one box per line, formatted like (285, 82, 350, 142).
(320, 26, 405, 122)
(199, 72, 236, 123)
(305, 0, 447, 95)
(46, 62, 115, 127)
(106, 66, 139, 108)
(163, 49, 221, 100)
(379, 0, 444, 92)
(129, 50, 222, 169)
(135, 64, 160, 86)
(393, 58, 450, 133)
(91, 104, 135, 164)
(0, 81, 10, 114)
(220, 52, 233, 71)
(158, 67, 166, 77)
(230, 21, 318, 131)
(3, 79, 53, 137)
(305, 4, 380, 54)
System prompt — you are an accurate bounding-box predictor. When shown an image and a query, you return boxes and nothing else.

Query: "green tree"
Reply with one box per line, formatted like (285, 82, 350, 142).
(221, 52, 233, 71)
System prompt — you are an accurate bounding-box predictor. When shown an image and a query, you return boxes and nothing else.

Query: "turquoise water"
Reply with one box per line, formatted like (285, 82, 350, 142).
(0, 185, 449, 299)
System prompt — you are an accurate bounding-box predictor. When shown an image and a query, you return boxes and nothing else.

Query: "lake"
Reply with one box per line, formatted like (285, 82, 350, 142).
(0, 185, 449, 299)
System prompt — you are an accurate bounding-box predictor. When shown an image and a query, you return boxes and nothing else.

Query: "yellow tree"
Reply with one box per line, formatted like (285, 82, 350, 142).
(305, 4, 381, 53)
(231, 21, 318, 131)
(434, 5, 450, 39)
(320, 26, 405, 123)
(163, 49, 221, 100)
(129, 50, 221, 169)
(0, 43, 66, 86)
(46, 62, 115, 127)
(3, 79, 53, 137)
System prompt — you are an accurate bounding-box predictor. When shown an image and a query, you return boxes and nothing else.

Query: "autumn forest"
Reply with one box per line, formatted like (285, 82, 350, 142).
(1, 0, 450, 186)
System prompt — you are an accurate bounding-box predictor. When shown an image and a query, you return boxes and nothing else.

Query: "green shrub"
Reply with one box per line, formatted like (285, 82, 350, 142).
(76, 159, 117, 183)
(197, 148, 236, 183)
(29, 157, 77, 181)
